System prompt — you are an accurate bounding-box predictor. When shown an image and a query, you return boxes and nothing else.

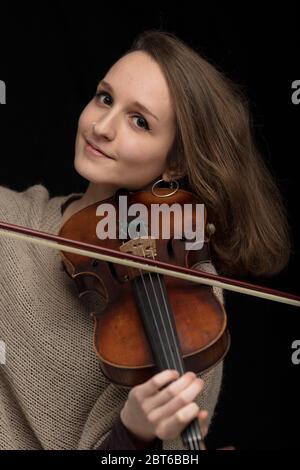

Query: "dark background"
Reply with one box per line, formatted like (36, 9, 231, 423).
(0, 2, 299, 450)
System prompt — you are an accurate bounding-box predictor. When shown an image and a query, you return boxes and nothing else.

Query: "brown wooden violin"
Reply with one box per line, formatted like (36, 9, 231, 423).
(59, 186, 230, 450)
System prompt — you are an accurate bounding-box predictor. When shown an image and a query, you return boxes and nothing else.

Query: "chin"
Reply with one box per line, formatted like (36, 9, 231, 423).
(74, 155, 116, 186)
(74, 155, 98, 183)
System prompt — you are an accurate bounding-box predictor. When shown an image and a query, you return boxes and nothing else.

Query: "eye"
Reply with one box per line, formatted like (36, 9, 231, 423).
(132, 116, 151, 131)
(94, 90, 151, 132)
(95, 90, 111, 106)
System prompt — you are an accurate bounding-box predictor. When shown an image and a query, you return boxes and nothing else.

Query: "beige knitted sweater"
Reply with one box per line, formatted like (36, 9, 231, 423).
(0, 184, 224, 450)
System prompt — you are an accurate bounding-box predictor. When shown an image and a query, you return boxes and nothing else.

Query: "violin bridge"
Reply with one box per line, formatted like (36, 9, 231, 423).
(120, 236, 157, 258)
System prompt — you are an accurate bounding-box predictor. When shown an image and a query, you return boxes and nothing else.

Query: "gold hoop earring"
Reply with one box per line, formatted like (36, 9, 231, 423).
(151, 178, 179, 198)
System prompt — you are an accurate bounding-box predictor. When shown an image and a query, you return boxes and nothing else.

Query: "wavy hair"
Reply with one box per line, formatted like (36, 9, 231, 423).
(122, 29, 292, 277)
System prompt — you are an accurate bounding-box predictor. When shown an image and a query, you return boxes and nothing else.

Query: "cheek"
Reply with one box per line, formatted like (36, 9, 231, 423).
(124, 140, 168, 169)
(77, 102, 96, 133)
(119, 140, 168, 180)
(75, 104, 95, 150)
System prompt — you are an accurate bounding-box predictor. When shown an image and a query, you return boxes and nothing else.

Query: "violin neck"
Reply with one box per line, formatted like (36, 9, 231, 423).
(132, 272, 205, 450)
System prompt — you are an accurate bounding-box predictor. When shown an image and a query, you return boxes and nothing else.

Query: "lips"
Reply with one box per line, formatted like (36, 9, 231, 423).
(85, 139, 114, 159)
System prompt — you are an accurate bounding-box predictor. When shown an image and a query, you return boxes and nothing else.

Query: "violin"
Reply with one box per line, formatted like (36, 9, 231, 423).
(0, 187, 299, 450)
(59, 186, 229, 450)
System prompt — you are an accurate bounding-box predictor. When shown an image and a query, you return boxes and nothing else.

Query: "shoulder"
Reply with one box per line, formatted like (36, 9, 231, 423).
(0, 183, 50, 226)
(193, 261, 224, 306)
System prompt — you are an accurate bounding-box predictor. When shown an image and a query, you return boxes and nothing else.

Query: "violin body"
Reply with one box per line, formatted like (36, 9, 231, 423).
(59, 187, 230, 387)
(92, 277, 229, 387)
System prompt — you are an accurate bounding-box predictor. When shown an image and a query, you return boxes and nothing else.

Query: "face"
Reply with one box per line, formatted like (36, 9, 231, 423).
(74, 51, 176, 192)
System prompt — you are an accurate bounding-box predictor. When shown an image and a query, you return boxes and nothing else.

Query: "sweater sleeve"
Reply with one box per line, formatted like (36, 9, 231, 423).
(96, 414, 162, 451)
(0, 185, 26, 227)
(0, 184, 49, 228)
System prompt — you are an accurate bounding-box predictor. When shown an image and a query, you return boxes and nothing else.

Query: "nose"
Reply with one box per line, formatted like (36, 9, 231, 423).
(92, 113, 117, 140)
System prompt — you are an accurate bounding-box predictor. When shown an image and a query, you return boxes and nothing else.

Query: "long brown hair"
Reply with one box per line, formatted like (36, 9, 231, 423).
(123, 29, 292, 277)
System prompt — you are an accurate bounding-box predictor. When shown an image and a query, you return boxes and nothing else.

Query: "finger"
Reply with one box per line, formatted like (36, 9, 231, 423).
(198, 410, 209, 438)
(139, 369, 180, 399)
(156, 402, 201, 441)
(145, 371, 199, 411)
(147, 375, 204, 419)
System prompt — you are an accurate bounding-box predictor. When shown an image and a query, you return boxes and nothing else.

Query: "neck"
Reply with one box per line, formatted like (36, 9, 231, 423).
(80, 182, 119, 208)
(59, 182, 118, 229)
(59, 179, 158, 229)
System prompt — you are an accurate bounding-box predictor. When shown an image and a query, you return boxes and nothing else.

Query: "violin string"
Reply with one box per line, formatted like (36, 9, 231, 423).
(136, 266, 177, 372)
(152, 270, 200, 451)
(150, 261, 201, 451)
(123, 240, 200, 450)
(125, 246, 170, 367)
(138, 266, 198, 450)
(134, 264, 199, 449)
(136, 245, 200, 450)
(145, 264, 200, 450)
(148, 262, 201, 450)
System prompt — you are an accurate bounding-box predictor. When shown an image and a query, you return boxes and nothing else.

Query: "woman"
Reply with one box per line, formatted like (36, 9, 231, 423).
(0, 30, 291, 450)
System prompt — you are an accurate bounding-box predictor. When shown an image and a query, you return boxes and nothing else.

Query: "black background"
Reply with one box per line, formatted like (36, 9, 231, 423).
(0, 2, 299, 450)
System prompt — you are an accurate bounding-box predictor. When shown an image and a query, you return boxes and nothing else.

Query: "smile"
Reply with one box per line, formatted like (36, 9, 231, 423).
(85, 140, 114, 159)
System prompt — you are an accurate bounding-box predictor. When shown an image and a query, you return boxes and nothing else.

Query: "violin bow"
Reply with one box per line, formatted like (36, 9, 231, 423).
(0, 220, 299, 307)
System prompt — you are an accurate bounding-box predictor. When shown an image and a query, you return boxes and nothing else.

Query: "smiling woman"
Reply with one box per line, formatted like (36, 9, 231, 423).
(72, 49, 176, 205)
(0, 28, 292, 451)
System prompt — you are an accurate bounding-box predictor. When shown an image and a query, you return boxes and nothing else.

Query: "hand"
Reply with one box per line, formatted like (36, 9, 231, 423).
(120, 369, 208, 442)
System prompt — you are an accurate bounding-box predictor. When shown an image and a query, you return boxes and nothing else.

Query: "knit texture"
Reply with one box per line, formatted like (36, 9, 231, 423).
(0, 184, 224, 450)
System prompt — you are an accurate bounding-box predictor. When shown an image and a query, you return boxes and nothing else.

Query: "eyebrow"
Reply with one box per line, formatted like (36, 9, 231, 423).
(98, 80, 159, 121)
